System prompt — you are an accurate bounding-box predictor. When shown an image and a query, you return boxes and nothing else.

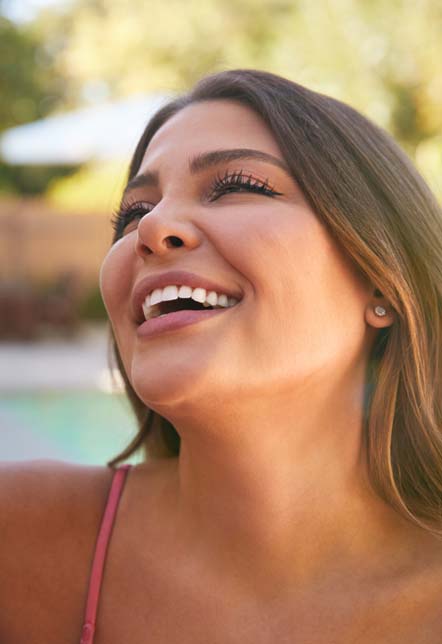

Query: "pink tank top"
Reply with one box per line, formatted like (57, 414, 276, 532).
(80, 464, 132, 644)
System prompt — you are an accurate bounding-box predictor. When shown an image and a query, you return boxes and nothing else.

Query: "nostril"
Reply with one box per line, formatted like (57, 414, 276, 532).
(167, 236, 184, 248)
(138, 241, 153, 255)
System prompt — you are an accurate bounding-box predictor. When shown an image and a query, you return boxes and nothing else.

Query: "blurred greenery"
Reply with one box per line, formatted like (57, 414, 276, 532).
(46, 160, 128, 213)
(1, 0, 442, 201)
(0, 9, 67, 194)
(0, 14, 63, 130)
(78, 285, 107, 320)
(0, 162, 76, 194)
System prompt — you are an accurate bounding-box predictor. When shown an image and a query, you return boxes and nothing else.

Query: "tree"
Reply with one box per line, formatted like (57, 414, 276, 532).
(0, 14, 63, 131)
(6, 0, 441, 200)
(34, 0, 442, 148)
(0, 11, 68, 194)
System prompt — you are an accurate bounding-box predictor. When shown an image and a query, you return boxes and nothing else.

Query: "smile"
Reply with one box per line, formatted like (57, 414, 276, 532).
(136, 305, 236, 339)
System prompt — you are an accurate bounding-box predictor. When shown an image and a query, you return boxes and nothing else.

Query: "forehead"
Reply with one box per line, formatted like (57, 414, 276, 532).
(138, 99, 283, 172)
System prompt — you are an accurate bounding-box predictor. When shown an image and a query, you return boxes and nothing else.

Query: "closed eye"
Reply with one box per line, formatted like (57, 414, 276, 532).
(208, 169, 283, 202)
(111, 200, 153, 237)
(111, 169, 283, 240)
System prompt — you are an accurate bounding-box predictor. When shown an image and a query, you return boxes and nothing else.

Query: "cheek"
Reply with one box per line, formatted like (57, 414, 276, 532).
(99, 238, 134, 319)
(230, 210, 365, 346)
(222, 206, 315, 296)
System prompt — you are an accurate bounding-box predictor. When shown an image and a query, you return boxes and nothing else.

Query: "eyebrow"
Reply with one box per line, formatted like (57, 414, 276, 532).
(122, 148, 292, 197)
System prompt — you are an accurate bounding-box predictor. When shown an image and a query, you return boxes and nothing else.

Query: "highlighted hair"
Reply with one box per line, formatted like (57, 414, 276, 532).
(106, 69, 442, 536)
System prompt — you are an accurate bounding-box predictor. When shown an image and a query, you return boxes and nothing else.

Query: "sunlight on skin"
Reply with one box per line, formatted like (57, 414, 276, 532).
(98, 100, 433, 603)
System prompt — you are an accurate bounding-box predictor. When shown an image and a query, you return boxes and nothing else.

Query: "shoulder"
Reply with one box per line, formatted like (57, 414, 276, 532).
(0, 458, 114, 539)
(0, 459, 114, 642)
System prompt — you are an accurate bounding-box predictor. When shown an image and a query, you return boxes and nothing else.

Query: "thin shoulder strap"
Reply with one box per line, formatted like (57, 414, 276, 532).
(80, 464, 132, 644)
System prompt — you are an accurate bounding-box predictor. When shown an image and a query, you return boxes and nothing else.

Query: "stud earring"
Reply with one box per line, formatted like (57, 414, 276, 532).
(374, 305, 387, 316)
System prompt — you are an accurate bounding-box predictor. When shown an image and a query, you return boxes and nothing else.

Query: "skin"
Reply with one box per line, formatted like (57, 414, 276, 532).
(2, 99, 440, 643)
(97, 99, 442, 638)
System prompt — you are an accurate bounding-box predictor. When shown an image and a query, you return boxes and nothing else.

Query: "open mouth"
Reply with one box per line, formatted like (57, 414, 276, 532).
(136, 296, 240, 337)
(142, 295, 240, 322)
(149, 298, 218, 319)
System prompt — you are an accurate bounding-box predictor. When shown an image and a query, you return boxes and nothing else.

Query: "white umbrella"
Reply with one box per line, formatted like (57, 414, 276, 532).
(0, 93, 170, 165)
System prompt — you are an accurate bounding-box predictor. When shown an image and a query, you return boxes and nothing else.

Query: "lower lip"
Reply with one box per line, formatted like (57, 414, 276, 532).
(136, 307, 233, 339)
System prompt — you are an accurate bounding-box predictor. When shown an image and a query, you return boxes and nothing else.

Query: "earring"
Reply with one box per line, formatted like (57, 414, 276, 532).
(374, 305, 387, 316)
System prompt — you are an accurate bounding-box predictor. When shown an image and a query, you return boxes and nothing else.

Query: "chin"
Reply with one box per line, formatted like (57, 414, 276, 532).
(131, 359, 238, 418)
(130, 357, 207, 407)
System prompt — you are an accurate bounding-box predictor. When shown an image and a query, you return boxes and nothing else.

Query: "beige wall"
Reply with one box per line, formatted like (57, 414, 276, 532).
(0, 198, 114, 290)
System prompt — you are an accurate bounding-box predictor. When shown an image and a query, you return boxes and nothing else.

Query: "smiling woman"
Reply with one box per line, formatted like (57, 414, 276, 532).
(2, 69, 442, 643)
(106, 69, 442, 531)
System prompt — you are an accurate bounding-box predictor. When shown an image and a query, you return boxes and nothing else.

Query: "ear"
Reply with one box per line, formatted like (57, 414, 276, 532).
(366, 288, 395, 329)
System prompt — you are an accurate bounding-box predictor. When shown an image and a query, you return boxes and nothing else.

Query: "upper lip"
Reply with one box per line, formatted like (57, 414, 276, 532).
(131, 270, 243, 323)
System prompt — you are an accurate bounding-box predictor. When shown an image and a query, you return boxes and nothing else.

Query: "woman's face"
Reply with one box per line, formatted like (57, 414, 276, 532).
(100, 99, 377, 413)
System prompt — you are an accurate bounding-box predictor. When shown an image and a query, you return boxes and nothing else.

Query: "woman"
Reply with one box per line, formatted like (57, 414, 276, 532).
(1, 69, 442, 643)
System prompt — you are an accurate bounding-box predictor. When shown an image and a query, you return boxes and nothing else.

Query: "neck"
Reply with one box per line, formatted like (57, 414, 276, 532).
(151, 371, 424, 598)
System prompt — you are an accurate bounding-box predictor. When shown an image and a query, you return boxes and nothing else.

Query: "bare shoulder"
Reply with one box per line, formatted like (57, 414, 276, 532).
(0, 459, 114, 643)
(0, 458, 114, 542)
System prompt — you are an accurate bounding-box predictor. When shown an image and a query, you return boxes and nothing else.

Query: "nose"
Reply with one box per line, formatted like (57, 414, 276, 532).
(134, 206, 202, 258)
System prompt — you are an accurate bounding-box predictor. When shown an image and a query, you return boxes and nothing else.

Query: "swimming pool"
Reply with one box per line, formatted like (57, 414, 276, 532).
(0, 390, 142, 465)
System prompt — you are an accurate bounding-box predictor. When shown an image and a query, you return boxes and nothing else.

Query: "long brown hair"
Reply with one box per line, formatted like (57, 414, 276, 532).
(107, 69, 442, 535)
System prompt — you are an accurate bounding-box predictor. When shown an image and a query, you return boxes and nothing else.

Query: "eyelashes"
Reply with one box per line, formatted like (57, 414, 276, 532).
(208, 169, 282, 201)
(111, 168, 283, 237)
(111, 199, 152, 238)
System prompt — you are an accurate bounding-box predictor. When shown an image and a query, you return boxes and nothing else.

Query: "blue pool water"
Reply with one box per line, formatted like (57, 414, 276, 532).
(0, 390, 142, 465)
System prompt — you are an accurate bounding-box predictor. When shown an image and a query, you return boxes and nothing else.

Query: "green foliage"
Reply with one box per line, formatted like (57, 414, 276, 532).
(34, 0, 442, 138)
(0, 163, 76, 195)
(2, 0, 442, 200)
(0, 12, 66, 193)
(46, 161, 128, 213)
(0, 15, 64, 131)
(78, 285, 107, 320)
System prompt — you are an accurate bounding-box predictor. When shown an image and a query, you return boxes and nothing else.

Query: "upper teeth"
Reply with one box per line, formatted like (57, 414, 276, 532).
(142, 285, 240, 320)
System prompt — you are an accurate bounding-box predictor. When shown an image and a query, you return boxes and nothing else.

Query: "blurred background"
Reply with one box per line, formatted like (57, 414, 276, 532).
(1, 0, 441, 464)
